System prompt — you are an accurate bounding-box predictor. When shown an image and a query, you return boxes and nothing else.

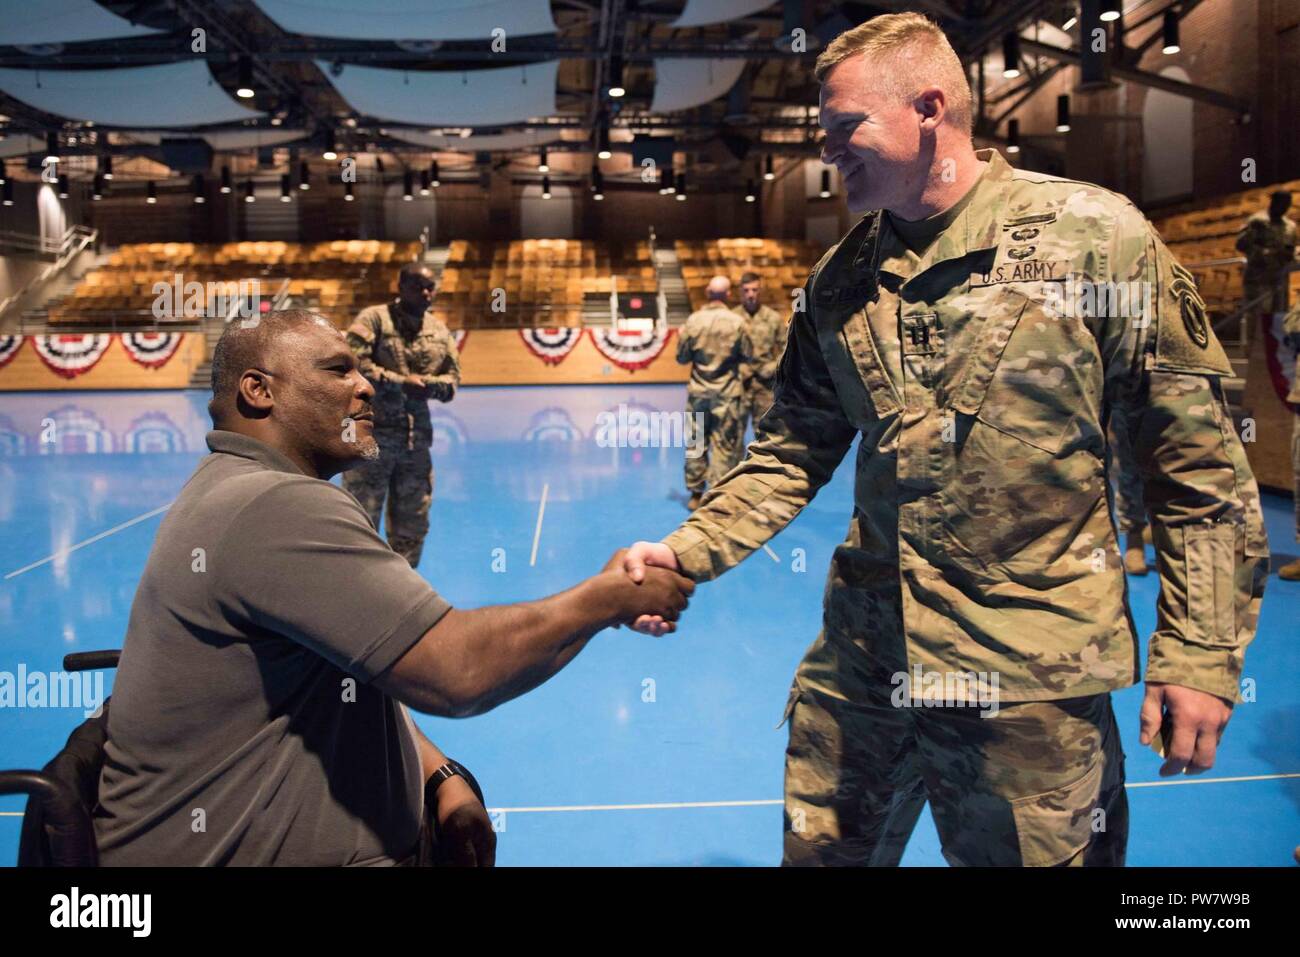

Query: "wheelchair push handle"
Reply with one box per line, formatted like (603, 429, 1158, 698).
(62, 650, 121, 672)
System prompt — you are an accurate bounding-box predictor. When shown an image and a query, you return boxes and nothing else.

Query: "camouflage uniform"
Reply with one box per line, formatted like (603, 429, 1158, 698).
(733, 302, 789, 430)
(677, 301, 753, 495)
(1236, 211, 1297, 316)
(342, 302, 461, 568)
(1108, 406, 1146, 534)
(662, 149, 1268, 866)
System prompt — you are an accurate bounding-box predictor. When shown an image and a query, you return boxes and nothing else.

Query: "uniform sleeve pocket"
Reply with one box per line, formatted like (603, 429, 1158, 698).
(777, 677, 804, 730)
(1010, 757, 1103, 866)
(1183, 523, 1238, 648)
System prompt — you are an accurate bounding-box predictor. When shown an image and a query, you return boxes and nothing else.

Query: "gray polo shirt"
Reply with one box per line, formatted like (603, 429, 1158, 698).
(94, 430, 451, 866)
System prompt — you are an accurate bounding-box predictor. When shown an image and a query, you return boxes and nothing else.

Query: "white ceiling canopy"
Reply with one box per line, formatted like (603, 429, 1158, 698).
(0, 61, 263, 128)
(255, 0, 557, 41)
(0, 0, 164, 46)
(671, 0, 776, 29)
(650, 58, 746, 113)
(389, 128, 565, 152)
(123, 129, 309, 151)
(323, 60, 558, 126)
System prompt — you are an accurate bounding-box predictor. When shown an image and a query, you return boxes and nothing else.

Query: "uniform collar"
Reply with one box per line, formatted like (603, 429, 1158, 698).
(873, 148, 1013, 283)
(206, 429, 306, 475)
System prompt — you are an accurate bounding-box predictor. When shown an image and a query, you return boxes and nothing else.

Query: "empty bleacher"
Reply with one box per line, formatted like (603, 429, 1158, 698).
(436, 238, 655, 328)
(675, 238, 821, 313)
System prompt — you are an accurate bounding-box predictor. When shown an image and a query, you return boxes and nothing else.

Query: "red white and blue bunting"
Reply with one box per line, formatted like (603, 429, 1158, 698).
(1262, 312, 1298, 406)
(587, 324, 673, 372)
(518, 327, 581, 365)
(0, 335, 22, 370)
(120, 332, 182, 369)
(32, 334, 112, 379)
(452, 329, 468, 353)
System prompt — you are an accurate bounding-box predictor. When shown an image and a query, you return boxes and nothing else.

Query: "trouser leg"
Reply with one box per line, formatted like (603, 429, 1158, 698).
(385, 444, 433, 568)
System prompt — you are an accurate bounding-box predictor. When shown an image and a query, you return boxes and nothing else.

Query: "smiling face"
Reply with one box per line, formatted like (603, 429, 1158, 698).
(263, 319, 378, 474)
(819, 52, 928, 215)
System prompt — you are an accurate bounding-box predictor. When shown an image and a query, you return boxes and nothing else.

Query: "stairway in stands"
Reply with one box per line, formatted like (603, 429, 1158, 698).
(653, 247, 692, 324)
(185, 312, 232, 391)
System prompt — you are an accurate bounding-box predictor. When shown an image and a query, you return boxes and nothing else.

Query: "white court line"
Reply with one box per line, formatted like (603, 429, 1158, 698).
(761, 544, 780, 563)
(4, 503, 172, 581)
(2, 772, 1298, 819)
(528, 482, 549, 567)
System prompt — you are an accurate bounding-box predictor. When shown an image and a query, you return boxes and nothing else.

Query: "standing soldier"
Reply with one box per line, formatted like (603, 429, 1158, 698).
(1283, 303, 1300, 581)
(677, 275, 752, 511)
(733, 271, 789, 433)
(343, 262, 460, 568)
(1236, 190, 1297, 327)
(625, 13, 1267, 866)
(1109, 409, 1150, 576)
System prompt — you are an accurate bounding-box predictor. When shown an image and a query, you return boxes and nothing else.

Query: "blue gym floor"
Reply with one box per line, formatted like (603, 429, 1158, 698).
(0, 385, 1296, 866)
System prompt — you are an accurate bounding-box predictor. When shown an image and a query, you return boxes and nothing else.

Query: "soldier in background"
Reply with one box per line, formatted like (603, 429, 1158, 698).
(1282, 304, 1300, 582)
(677, 275, 752, 511)
(626, 13, 1267, 867)
(1236, 190, 1297, 329)
(733, 271, 789, 433)
(342, 262, 460, 568)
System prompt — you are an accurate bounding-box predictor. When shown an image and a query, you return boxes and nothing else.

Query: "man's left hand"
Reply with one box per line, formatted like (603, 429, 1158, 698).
(435, 776, 496, 866)
(1139, 681, 1234, 777)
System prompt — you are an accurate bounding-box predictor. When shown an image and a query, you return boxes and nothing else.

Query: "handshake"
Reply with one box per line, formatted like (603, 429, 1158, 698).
(402, 374, 452, 402)
(597, 542, 692, 636)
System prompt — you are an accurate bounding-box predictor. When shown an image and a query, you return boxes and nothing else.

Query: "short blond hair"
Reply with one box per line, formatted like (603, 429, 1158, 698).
(814, 13, 973, 133)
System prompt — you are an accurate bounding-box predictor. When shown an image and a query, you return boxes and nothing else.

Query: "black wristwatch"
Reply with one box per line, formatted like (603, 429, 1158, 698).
(426, 759, 485, 806)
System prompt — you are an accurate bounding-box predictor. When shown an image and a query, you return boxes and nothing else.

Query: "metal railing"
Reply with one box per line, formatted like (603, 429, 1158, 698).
(0, 226, 99, 324)
(0, 225, 96, 261)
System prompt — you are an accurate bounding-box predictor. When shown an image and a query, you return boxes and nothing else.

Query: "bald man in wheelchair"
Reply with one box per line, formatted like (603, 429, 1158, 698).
(92, 309, 693, 866)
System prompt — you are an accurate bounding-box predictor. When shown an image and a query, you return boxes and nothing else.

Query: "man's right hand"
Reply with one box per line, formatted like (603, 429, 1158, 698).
(599, 548, 693, 633)
(622, 542, 684, 636)
(402, 374, 429, 395)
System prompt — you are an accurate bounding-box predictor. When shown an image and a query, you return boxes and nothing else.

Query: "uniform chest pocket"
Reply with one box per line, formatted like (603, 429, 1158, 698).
(815, 305, 897, 429)
(961, 287, 1099, 456)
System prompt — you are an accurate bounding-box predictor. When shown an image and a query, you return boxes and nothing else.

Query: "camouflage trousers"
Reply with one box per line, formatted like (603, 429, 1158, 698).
(342, 432, 434, 568)
(684, 389, 745, 495)
(744, 379, 776, 435)
(782, 628, 1128, 867)
(1108, 417, 1146, 534)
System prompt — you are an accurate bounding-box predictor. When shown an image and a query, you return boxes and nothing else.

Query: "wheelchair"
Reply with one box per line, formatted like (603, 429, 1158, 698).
(0, 650, 484, 866)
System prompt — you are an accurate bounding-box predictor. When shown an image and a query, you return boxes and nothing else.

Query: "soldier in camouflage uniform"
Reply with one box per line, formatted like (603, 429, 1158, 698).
(1108, 408, 1150, 575)
(342, 263, 461, 568)
(1282, 304, 1300, 581)
(1235, 190, 1297, 324)
(677, 275, 753, 510)
(733, 272, 789, 433)
(625, 13, 1268, 866)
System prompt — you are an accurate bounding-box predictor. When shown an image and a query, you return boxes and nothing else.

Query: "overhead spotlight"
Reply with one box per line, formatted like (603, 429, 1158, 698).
(236, 56, 255, 99)
(819, 169, 831, 198)
(220, 165, 232, 194)
(2, 180, 12, 206)
(44, 132, 59, 165)
(745, 179, 756, 203)
(299, 161, 311, 190)
(1006, 118, 1021, 154)
(322, 130, 338, 161)
(244, 180, 256, 203)
(403, 170, 413, 200)
(193, 174, 206, 203)
(1100, 0, 1121, 23)
(57, 174, 69, 199)
(659, 165, 674, 195)
(146, 181, 157, 204)
(763, 154, 775, 181)
(0, 164, 8, 186)
(420, 171, 430, 195)
(592, 169, 604, 201)
(538, 147, 549, 173)
(430, 159, 440, 187)
(100, 154, 113, 181)
(344, 180, 355, 201)
(542, 175, 552, 199)
(92, 174, 104, 201)
(674, 172, 685, 201)
(270, 115, 283, 127)
(607, 55, 625, 98)
(280, 174, 292, 202)
(596, 122, 612, 160)
(1162, 10, 1181, 54)
(1056, 94, 1071, 132)
(1002, 32, 1021, 78)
